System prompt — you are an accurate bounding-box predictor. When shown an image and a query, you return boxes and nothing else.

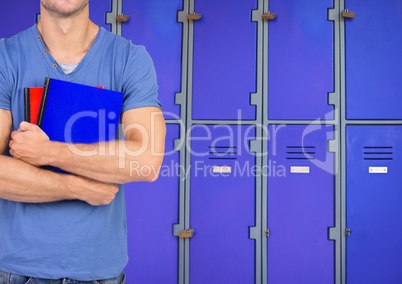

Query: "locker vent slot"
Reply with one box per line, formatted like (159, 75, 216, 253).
(208, 146, 238, 160)
(363, 146, 393, 161)
(285, 146, 316, 160)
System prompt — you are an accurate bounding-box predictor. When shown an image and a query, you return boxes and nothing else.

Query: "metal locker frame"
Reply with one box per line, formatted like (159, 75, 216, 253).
(339, 1, 402, 284)
(180, 0, 264, 284)
(109, 0, 188, 283)
(262, 0, 341, 284)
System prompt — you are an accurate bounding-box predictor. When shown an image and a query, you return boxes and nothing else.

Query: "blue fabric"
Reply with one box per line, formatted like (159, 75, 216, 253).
(0, 270, 126, 284)
(0, 25, 160, 280)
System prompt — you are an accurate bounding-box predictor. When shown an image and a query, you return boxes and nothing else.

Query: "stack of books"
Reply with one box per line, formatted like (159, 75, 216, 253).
(24, 78, 124, 144)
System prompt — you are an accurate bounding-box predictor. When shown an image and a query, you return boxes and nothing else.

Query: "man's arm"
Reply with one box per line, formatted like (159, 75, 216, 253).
(0, 109, 11, 155)
(1, 109, 119, 206)
(10, 106, 166, 184)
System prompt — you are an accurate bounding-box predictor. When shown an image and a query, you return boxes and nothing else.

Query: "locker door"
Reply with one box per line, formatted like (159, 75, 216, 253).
(189, 125, 255, 284)
(192, 0, 257, 120)
(267, 0, 334, 120)
(121, 0, 183, 119)
(346, 126, 402, 283)
(89, 0, 112, 31)
(345, 0, 402, 119)
(0, 0, 39, 38)
(125, 124, 180, 284)
(267, 125, 334, 283)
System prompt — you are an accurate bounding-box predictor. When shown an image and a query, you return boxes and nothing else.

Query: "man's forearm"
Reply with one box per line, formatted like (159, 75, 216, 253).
(0, 155, 118, 205)
(44, 140, 163, 184)
(9, 108, 166, 185)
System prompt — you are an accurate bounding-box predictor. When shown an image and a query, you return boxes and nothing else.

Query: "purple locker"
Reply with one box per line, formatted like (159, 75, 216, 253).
(189, 125, 255, 284)
(121, 0, 183, 119)
(192, 0, 257, 120)
(267, 125, 334, 283)
(346, 126, 402, 283)
(267, 0, 334, 120)
(124, 124, 180, 284)
(89, 0, 112, 31)
(0, 0, 39, 38)
(345, 0, 402, 119)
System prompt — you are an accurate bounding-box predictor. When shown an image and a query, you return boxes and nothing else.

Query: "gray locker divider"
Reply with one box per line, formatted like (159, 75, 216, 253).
(339, 1, 347, 284)
(328, 2, 342, 284)
(174, 3, 191, 284)
(249, 1, 265, 284)
(179, 1, 193, 283)
(260, 1, 269, 283)
(106, 0, 122, 35)
(172, 120, 187, 284)
(170, 2, 193, 284)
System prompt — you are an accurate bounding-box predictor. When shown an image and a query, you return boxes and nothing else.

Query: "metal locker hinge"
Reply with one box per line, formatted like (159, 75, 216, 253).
(179, 229, 195, 239)
(345, 228, 352, 236)
(342, 9, 355, 19)
(265, 229, 270, 238)
(187, 13, 203, 21)
(115, 14, 130, 23)
(262, 12, 277, 21)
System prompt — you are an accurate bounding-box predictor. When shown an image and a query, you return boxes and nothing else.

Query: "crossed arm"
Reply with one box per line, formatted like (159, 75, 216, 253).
(0, 106, 166, 205)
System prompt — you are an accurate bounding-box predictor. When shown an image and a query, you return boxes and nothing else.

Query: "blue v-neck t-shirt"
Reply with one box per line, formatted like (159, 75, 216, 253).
(0, 25, 160, 280)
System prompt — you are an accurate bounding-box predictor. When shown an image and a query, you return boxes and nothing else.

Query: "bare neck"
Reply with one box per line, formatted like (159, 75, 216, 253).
(37, 7, 99, 64)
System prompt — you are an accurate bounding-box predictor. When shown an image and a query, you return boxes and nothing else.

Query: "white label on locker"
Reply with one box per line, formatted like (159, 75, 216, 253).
(369, 167, 388, 174)
(212, 166, 232, 174)
(290, 166, 310, 174)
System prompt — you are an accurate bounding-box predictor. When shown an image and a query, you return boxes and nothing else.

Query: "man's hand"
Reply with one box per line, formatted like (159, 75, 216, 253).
(9, 121, 51, 166)
(66, 174, 119, 206)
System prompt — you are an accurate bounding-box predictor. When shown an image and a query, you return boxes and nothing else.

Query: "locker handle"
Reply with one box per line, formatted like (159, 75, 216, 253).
(341, 9, 355, 19)
(345, 228, 352, 236)
(116, 14, 130, 23)
(179, 229, 195, 239)
(262, 12, 277, 21)
(187, 13, 203, 21)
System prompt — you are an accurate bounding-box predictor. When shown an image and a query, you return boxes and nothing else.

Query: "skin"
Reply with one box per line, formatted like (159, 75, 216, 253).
(1, 0, 166, 205)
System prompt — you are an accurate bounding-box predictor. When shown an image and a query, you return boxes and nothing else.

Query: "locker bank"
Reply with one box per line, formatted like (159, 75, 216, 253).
(1, 0, 402, 284)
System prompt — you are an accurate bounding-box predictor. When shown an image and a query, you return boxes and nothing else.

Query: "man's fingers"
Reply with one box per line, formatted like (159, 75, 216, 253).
(19, 121, 37, 132)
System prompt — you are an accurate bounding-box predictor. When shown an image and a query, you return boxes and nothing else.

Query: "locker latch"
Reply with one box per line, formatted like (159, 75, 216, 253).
(116, 14, 130, 23)
(341, 9, 355, 19)
(262, 12, 277, 21)
(265, 229, 270, 238)
(345, 228, 352, 236)
(179, 229, 195, 239)
(187, 13, 203, 21)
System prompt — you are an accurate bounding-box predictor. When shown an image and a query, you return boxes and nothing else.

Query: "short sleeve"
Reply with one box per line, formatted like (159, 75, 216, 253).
(0, 40, 11, 111)
(121, 45, 161, 112)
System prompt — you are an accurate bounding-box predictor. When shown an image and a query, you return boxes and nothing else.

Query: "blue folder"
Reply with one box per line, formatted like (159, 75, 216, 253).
(38, 77, 124, 144)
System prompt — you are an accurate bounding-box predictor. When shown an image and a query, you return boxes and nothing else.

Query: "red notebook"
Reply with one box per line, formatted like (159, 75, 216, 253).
(24, 85, 104, 125)
(24, 87, 43, 124)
